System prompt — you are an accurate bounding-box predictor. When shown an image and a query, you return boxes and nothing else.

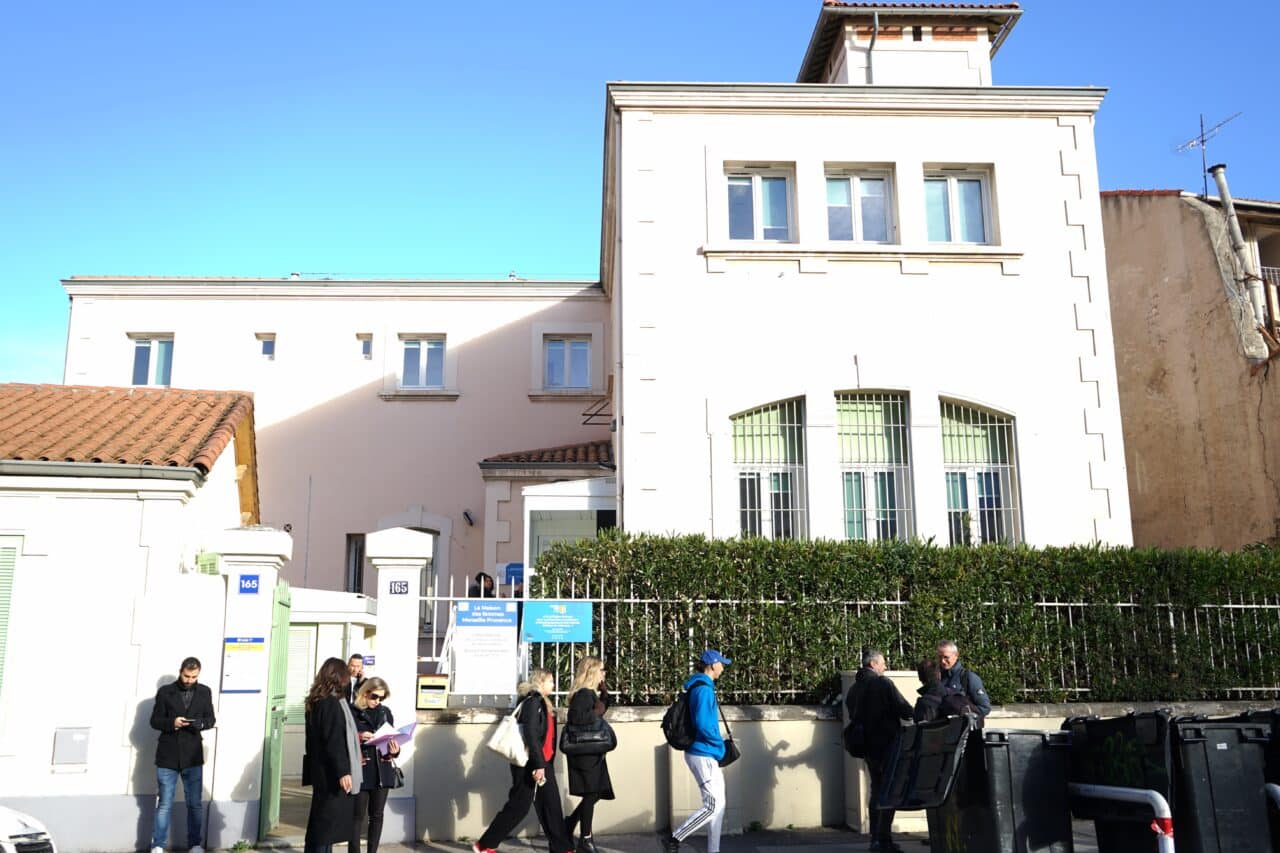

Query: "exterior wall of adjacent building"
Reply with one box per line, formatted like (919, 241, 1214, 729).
(1103, 192, 1280, 548)
(0, 450, 246, 850)
(607, 85, 1132, 547)
(62, 282, 612, 593)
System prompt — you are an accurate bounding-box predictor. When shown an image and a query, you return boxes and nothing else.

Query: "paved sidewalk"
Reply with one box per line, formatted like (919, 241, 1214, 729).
(249, 821, 1101, 852)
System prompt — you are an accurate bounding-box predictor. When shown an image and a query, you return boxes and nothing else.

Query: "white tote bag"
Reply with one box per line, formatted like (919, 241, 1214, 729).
(487, 698, 530, 766)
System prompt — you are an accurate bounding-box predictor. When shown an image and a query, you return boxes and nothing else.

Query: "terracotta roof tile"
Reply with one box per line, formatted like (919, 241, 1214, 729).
(483, 439, 613, 467)
(1100, 189, 1183, 197)
(0, 384, 254, 474)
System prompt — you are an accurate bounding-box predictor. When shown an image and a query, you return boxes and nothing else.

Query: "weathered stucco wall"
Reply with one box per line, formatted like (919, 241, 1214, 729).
(1103, 193, 1280, 549)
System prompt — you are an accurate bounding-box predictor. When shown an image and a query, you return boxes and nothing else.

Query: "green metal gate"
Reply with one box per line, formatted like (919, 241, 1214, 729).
(259, 581, 291, 838)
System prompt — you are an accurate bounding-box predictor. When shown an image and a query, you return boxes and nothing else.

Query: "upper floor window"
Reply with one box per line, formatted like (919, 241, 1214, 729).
(357, 334, 373, 360)
(727, 168, 793, 241)
(400, 336, 445, 389)
(544, 336, 590, 389)
(732, 398, 808, 540)
(130, 336, 173, 387)
(826, 172, 894, 243)
(837, 392, 913, 541)
(940, 400, 1021, 545)
(925, 170, 991, 244)
(257, 333, 276, 360)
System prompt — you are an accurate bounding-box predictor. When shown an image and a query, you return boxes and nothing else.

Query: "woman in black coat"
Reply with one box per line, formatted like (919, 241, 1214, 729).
(350, 677, 401, 853)
(564, 656, 614, 853)
(473, 669, 573, 853)
(304, 657, 361, 853)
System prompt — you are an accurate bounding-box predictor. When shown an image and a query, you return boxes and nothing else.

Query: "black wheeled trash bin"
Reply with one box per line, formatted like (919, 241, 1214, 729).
(1172, 714, 1275, 853)
(1063, 709, 1174, 853)
(880, 715, 1073, 853)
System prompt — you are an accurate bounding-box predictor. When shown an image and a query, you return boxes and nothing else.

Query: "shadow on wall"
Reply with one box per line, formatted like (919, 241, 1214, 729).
(206, 748, 265, 848)
(253, 297, 611, 592)
(128, 678, 168, 850)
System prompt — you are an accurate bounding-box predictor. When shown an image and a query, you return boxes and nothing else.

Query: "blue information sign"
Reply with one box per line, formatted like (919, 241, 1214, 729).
(503, 562, 524, 586)
(455, 600, 519, 627)
(522, 601, 592, 643)
(239, 574, 260, 594)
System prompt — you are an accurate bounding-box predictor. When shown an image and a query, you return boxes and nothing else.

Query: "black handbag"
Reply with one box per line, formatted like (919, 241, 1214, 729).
(378, 756, 405, 789)
(560, 715, 618, 756)
(717, 705, 741, 768)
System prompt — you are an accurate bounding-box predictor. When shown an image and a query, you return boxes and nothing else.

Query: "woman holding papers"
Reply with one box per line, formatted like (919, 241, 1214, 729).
(473, 669, 573, 853)
(350, 678, 401, 853)
(303, 657, 360, 853)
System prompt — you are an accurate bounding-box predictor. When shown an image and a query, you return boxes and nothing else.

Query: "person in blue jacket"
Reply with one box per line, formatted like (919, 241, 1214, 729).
(663, 649, 731, 853)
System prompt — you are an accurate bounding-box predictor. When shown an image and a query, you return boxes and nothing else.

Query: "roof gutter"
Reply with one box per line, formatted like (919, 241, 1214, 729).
(0, 460, 206, 482)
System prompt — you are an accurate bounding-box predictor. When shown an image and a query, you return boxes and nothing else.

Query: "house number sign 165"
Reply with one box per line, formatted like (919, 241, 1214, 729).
(389, 580, 409, 595)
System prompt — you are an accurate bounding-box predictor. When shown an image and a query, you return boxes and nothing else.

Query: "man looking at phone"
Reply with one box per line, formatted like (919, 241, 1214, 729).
(149, 656, 216, 853)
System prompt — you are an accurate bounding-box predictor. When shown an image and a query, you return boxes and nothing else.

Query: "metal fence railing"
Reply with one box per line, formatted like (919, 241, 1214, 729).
(420, 577, 1280, 705)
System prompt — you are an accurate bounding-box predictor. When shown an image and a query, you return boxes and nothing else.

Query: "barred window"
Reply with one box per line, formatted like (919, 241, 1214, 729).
(940, 400, 1021, 545)
(837, 392, 913, 541)
(732, 398, 808, 540)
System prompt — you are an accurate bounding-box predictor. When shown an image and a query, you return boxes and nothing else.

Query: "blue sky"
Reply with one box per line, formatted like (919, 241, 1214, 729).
(3, 0, 1277, 384)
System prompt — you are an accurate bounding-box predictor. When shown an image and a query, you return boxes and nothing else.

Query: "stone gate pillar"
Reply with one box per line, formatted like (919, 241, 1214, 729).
(366, 526, 433, 843)
(208, 525, 292, 849)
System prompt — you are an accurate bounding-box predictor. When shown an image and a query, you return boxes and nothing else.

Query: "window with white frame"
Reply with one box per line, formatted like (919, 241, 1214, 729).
(837, 392, 913, 541)
(924, 170, 992, 244)
(826, 171, 894, 243)
(130, 336, 174, 387)
(940, 400, 1021, 545)
(732, 398, 808, 540)
(727, 168, 793, 241)
(543, 336, 590, 389)
(357, 334, 372, 360)
(399, 336, 445, 389)
(257, 333, 276, 360)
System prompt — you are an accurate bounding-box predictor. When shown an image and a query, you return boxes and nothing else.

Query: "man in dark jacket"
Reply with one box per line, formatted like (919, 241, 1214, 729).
(149, 656, 216, 853)
(345, 654, 366, 703)
(913, 659, 981, 724)
(845, 649, 912, 853)
(936, 640, 991, 718)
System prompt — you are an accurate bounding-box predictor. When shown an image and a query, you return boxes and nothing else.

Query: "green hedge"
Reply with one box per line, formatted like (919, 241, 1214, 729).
(531, 533, 1280, 706)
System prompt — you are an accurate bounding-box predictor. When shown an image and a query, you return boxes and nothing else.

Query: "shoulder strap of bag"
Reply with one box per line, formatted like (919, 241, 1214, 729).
(717, 700, 732, 739)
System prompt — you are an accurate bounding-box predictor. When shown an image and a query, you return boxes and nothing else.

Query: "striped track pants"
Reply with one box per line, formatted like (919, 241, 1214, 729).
(672, 753, 725, 853)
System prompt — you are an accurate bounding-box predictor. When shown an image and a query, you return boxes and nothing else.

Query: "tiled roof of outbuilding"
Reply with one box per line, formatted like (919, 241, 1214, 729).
(823, 2, 1020, 8)
(482, 439, 613, 467)
(0, 384, 254, 474)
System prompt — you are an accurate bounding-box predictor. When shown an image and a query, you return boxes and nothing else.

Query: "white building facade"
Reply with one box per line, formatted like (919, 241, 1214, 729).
(602, 3, 1131, 546)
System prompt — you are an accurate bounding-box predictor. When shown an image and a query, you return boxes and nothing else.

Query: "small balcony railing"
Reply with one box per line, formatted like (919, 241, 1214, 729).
(1264, 266, 1280, 288)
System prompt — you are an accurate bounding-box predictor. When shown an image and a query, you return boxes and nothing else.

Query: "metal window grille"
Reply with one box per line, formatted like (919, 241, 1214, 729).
(836, 392, 913, 540)
(731, 398, 808, 540)
(1263, 266, 1280, 289)
(940, 400, 1021, 545)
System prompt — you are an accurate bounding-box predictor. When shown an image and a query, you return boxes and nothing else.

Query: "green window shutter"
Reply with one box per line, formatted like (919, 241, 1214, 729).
(285, 626, 316, 725)
(0, 547, 15, 700)
(196, 552, 220, 575)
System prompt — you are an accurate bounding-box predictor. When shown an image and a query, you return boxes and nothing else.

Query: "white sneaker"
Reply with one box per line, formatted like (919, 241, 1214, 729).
(190, 847, 205, 853)
(150, 848, 164, 853)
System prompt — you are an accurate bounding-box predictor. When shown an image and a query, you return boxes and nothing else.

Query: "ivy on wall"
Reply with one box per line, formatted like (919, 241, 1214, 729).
(531, 533, 1280, 706)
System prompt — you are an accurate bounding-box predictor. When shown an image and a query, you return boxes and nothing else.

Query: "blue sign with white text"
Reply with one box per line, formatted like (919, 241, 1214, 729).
(455, 600, 519, 627)
(504, 562, 524, 586)
(239, 575, 260, 594)
(522, 601, 592, 643)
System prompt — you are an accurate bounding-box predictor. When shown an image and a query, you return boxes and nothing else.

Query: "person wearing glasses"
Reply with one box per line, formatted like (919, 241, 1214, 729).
(351, 678, 401, 853)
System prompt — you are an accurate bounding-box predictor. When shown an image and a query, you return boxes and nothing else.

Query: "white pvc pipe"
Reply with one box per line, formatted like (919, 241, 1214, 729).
(1069, 783, 1175, 853)
(1267, 782, 1280, 811)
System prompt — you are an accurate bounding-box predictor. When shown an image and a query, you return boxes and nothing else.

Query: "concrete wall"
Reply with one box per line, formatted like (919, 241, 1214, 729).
(610, 87, 1131, 547)
(0, 473, 235, 851)
(1103, 193, 1280, 548)
(62, 283, 612, 592)
(412, 697, 1267, 843)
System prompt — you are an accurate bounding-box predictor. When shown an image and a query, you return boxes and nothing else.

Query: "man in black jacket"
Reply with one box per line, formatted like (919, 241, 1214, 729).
(149, 656, 216, 853)
(936, 640, 991, 718)
(845, 649, 912, 853)
(345, 654, 366, 703)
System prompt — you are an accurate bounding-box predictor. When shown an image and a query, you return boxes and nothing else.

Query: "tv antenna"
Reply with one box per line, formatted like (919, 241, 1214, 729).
(1176, 112, 1242, 197)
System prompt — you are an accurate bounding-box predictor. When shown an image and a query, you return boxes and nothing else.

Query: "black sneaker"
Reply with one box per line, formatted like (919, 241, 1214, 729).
(661, 834, 679, 853)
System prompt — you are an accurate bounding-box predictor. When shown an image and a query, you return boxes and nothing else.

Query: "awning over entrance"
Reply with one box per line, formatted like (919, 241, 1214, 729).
(522, 476, 617, 573)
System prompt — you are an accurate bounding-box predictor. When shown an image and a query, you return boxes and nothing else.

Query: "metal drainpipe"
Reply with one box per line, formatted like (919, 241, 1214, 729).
(1209, 163, 1267, 327)
(867, 12, 878, 84)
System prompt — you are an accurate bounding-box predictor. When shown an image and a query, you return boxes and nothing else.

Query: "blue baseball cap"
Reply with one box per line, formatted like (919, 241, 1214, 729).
(700, 649, 732, 666)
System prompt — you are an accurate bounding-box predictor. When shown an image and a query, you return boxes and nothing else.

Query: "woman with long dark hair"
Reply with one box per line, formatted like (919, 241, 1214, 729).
(563, 656, 614, 853)
(350, 677, 400, 853)
(472, 669, 573, 853)
(303, 657, 360, 853)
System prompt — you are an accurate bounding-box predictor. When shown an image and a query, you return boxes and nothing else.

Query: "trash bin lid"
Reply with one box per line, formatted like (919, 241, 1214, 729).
(878, 714, 977, 810)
